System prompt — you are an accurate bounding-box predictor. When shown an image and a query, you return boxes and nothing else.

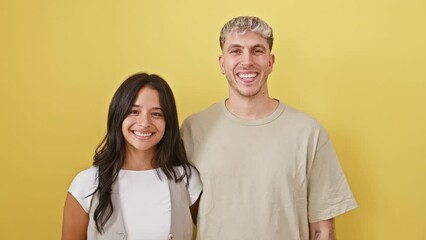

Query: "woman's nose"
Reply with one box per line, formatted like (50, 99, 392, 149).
(136, 113, 150, 127)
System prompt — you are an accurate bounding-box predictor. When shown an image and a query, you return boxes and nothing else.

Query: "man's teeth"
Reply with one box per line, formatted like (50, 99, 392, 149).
(133, 131, 153, 137)
(238, 73, 257, 79)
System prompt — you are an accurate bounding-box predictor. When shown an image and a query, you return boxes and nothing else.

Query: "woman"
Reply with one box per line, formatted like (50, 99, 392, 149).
(62, 73, 202, 240)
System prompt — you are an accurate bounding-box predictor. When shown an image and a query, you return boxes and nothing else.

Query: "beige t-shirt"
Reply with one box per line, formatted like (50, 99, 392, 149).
(181, 101, 357, 240)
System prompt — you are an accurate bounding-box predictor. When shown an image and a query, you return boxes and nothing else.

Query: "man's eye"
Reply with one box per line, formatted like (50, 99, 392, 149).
(230, 49, 240, 54)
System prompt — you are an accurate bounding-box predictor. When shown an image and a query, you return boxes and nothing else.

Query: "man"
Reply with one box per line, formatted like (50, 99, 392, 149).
(181, 16, 357, 240)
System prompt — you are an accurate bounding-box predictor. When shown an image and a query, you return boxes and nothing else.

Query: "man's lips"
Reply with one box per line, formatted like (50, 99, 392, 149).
(237, 72, 258, 83)
(237, 72, 258, 79)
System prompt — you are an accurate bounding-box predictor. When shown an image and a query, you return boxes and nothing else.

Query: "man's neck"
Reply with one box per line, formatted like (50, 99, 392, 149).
(225, 95, 279, 120)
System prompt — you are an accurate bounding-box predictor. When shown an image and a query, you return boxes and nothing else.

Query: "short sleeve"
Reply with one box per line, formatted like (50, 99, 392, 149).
(307, 129, 357, 222)
(179, 166, 203, 205)
(68, 166, 98, 213)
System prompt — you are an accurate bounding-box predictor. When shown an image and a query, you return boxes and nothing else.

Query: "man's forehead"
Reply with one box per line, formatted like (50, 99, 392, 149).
(223, 32, 269, 48)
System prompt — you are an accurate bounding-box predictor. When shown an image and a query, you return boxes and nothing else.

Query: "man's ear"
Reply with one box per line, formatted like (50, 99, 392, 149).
(219, 55, 225, 74)
(269, 53, 275, 73)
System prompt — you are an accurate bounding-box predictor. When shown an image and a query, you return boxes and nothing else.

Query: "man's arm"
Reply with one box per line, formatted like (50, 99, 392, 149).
(309, 218, 335, 240)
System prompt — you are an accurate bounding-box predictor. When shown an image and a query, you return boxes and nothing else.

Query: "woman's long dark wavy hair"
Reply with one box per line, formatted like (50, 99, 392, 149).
(91, 73, 193, 233)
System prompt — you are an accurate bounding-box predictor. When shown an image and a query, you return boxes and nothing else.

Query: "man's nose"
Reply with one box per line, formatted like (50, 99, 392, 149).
(241, 52, 254, 66)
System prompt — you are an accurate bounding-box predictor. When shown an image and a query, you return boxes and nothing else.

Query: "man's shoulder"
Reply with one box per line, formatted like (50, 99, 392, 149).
(283, 104, 318, 122)
(183, 101, 223, 123)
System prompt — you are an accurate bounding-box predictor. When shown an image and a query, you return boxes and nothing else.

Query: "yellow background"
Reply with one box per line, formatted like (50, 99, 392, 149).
(1, 0, 425, 239)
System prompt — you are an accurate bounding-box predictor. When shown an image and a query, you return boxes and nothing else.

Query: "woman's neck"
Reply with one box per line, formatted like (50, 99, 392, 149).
(122, 148, 157, 170)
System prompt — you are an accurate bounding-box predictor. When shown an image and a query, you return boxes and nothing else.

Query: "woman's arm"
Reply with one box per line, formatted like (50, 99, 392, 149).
(309, 218, 335, 240)
(62, 192, 89, 240)
(189, 192, 202, 225)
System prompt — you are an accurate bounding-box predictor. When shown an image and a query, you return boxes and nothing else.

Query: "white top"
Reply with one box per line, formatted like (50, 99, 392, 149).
(68, 166, 202, 240)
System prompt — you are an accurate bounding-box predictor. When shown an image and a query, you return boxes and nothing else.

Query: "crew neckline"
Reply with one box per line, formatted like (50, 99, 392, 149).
(220, 99, 286, 126)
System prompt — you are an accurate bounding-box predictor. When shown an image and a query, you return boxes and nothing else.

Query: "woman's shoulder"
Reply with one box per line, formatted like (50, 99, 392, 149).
(175, 165, 196, 173)
(68, 166, 98, 213)
(175, 165, 202, 204)
(73, 166, 98, 182)
(69, 166, 98, 196)
(175, 165, 199, 179)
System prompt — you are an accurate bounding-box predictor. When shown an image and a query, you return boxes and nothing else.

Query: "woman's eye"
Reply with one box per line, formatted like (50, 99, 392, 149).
(152, 112, 164, 118)
(129, 109, 139, 115)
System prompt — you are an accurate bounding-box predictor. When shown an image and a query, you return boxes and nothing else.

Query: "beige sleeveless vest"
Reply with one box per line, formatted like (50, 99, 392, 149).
(87, 170, 193, 240)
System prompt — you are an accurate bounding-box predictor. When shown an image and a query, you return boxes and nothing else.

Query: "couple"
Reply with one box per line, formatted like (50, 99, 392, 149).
(62, 16, 357, 240)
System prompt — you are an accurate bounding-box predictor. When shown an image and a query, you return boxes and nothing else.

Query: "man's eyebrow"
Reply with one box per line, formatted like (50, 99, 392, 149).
(226, 44, 243, 49)
(226, 44, 267, 50)
(251, 44, 267, 50)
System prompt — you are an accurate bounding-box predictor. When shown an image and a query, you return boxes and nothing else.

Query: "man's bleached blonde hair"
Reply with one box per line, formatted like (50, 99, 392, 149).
(219, 16, 274, 51)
